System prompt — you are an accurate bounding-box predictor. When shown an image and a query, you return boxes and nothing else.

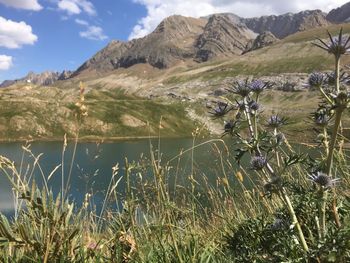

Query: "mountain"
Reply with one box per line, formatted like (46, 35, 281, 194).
(195, 14, 256, 62)
(73, 10, 331, 77)
(73, 15, 206, 77)
(243, 10, 330, 38)
(244, 31, 279, 53)
(0, 70, 73, 88)
(327, 2, 350, 23)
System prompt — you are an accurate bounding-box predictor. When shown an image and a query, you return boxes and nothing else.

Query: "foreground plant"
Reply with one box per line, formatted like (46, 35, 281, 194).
(311, 28, 350, 239)
(214, 78, 310, 251)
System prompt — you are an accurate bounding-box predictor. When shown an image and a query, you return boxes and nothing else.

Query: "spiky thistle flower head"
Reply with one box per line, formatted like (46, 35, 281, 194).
(312, 108, 331, 127)
(228, 79, 251, 97)
(223, 120, 237, 136)
(249, 80, 271, 95)
(267, 115, 287, 129)
(251, 156, 267, 171)
(208, 102, 231, 118)
(308, 72, 326, 89)
(248, 100, 260, 113)
(309, 172, 340, 189)
(326, 71, 350, 86)
(314, 28, 350, 57)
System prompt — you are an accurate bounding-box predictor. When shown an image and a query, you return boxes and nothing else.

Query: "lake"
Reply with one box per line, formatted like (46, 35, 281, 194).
(0, 138, 236, 215)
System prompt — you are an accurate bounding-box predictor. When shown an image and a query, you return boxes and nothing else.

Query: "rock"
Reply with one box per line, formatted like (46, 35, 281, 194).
(327, 2, 350, 23)
(195, 14, 256, 61)
(244, 31, 279, 53)
(243, 10, 330, 39)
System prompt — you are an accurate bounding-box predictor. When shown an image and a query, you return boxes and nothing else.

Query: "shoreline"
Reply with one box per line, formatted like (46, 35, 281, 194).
(0, 135, 193, 144)
(0, 135, 350, 149)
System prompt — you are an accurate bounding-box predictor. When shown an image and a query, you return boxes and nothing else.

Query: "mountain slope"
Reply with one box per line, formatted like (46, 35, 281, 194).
(243, 10, 329, 38)
(73, 15, 206, 77)
(195, 14, 256, 61)
(327, 1, 350, 23)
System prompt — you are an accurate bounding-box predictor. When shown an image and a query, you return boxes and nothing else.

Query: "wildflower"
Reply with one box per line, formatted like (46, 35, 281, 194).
(251, 156, 267, 171)
(308, 72, 326, 89)
(267, 115, 287, 128)
(248, 100, 260, 112)
(223, 120, 237, 136)
(249, 80, 271, 95)
(312, 108, 331, 126)
(228, 79, 251, 97)
(314, 28, 350, 57)
(309, 172, 340, 188)
(208, 102, 231, 118)
(326, 71, 349, 86)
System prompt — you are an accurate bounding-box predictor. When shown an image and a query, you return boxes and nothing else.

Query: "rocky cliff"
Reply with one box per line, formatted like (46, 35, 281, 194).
(327, 2, 350, 23)
(195, 14, 256, 62)
(244, 31, 278, 53)
(243, 10, 329, 38)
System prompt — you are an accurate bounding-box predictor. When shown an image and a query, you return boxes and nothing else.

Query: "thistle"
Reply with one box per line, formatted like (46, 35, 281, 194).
(249, 80, 270, 95)
(208, 102, 231, 118)
(267, 115, 287, 129)
(308, 72, 326, 89)
(250, 156, 267, 171)
(228, 79, 251, 97)
(309, 172, 340, 189)
(314, 28, 350, 57)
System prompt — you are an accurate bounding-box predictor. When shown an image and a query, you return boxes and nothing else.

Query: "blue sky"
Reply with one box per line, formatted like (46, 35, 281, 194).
(0, 0, 348, 82)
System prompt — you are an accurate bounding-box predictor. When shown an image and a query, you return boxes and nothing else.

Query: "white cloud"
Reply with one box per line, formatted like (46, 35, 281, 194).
(80, 26, 107, 41)
(0, 55, 13, 70)
(58, 0, 96, 16)
(129, 0, 350, 39)
(75, 18, 89, 26)
(0, 0, 42, 11)
(0, 16, 38, 49)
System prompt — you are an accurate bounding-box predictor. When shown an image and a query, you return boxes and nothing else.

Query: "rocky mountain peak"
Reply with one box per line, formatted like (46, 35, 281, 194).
(243, 9, 329, 38)
(327, 1, 350, 23)
(195, 14, 256, 61)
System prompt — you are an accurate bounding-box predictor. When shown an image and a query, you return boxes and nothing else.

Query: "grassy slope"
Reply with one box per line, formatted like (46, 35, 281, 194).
(1, 23, 350, 141)
(0, 85, 198, 141)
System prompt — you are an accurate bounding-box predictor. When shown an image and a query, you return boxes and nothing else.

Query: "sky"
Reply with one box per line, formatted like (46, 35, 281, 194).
(0, 0, 349, 82)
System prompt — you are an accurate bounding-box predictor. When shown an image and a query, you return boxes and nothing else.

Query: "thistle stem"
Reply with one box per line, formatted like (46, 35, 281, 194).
(256, 148, 309, 252)
(335, 56, 340, 94)
(326, 108, 343, 176)
(280, 188, 309, 251)
(323, 127, 329, 157)
(243, 97, 255, 138)
(319, 188, 327, 241)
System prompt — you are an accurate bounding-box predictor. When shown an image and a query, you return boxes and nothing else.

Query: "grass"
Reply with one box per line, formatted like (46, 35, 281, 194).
(0, 86, 198, 141)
